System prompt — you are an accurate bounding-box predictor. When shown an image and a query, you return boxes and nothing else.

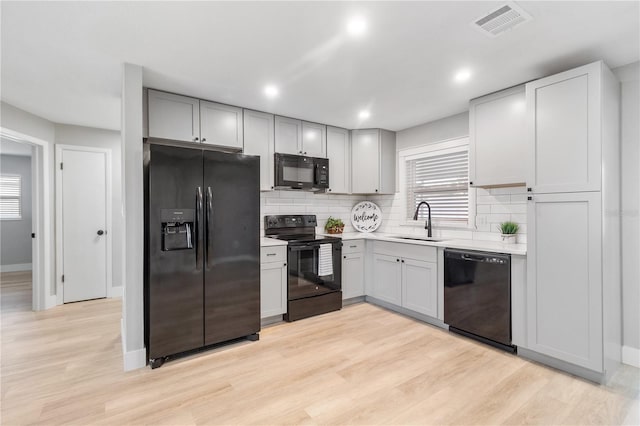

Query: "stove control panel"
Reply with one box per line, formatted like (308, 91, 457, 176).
(265, 215, 317, 230)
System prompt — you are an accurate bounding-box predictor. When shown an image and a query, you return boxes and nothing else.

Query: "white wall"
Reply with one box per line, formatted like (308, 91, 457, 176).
(0, 153, 32, 269)
(376, 111, 526, 243)
(121, 63, 145, 371)
(55, 124, 123, 288)
(396, 111, 468, 151)
(1, 101, 56, 304)
(614, 62, 640, 357)
(1, 102, 55, 143)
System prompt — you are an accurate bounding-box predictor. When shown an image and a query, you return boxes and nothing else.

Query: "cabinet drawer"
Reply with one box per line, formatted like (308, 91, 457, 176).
(261, 246, 286, 263)
(373, 241, 437, 263)
(342, 239, 364, 254)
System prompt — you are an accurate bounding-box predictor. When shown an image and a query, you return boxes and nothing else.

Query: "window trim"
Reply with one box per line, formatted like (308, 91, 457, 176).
(398, 136, 475, 229)
(0, 173, 22, 221)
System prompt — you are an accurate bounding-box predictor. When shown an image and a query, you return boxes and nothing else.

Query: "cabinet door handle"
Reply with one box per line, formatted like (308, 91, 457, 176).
(343, 255, 346, 259)
(202, 138, 207, 142)
(349, 245, 357, 248)
(527, 196, 533, 201)
(396, 259, 400, 262)
(375, 189, 379, 193)
(304, 152, 307, 155)
(527, 187, 532, 192)
(401, 259, 405, 263)
(194, 137, 199, 142)
(266, 253, 276, 256)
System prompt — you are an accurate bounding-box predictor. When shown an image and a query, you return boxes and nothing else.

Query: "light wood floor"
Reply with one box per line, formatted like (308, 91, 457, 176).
(2, 271, 639, 425)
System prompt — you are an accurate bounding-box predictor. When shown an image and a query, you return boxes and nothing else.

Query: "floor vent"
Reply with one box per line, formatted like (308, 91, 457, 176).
(472, 2, 532, 37)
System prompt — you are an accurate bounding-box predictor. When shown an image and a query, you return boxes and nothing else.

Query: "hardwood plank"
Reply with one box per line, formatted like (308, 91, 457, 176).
(1, 272, 637, 425)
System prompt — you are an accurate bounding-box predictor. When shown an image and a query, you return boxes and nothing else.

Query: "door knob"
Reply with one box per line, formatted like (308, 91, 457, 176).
(97, 230, 105, 236)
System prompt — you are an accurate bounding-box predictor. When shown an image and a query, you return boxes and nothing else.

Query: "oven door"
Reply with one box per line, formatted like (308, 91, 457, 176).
(275, 153, 314, 189)
(287, 241, 341, 300)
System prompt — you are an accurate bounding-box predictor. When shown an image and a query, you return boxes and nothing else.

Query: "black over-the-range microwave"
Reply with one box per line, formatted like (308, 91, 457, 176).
(275, 153, 329, 190)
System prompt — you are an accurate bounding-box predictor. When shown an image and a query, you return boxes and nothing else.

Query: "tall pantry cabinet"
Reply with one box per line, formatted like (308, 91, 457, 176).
(524, 61, 621, 382)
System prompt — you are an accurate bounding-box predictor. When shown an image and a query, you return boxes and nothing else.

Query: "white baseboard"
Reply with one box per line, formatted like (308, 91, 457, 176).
(622, 345, 640, 368)
(110, 285, 123, 298)
(0, 263, 32, 272)
(123, 348, 146, 371)
(121, 318, 146, 371)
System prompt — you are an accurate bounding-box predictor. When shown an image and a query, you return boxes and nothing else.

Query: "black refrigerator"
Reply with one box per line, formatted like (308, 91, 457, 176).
(144, 143, 260, 368)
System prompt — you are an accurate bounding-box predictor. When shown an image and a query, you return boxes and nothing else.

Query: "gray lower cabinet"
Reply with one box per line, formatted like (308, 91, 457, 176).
(372, 253, 402, 305)
(351, 129, 396, 194)
(342, 250, 364, 299)
(147, 90, 200, 143)
(401, 258, 437, 318)
(243, 110, 275, 191)
(371, 242, 439, 319)
(260, 247, 287, 319)
(527, 191, 603, 371)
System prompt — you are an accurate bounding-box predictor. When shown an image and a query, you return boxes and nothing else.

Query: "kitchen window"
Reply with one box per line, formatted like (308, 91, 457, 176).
(0, 174, 22, 220)
(400, 137, 471, 228)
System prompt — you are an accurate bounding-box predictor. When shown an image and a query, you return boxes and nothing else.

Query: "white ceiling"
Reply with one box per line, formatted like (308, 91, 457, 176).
(1, 1, 638, 132)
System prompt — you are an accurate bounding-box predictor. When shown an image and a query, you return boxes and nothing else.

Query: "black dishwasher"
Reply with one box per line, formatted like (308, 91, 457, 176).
(444, 249, 514, 352)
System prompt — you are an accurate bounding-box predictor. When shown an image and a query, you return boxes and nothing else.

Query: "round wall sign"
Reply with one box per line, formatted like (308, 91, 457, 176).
(351, 201, 382, 233)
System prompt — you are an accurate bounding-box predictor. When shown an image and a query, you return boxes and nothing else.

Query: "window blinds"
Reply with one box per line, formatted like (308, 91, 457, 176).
(0, 175, 22, 219)
(406, 148, 469, 222)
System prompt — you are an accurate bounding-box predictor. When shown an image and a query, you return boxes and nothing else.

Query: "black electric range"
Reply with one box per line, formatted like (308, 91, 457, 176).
(265, 215, 342, 321)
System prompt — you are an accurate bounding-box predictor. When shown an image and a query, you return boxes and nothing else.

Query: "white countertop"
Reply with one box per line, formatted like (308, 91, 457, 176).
(319, 232, 527, 256)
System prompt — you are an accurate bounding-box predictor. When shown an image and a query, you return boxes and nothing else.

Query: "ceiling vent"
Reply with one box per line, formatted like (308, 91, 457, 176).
(472, 2, 532, 37)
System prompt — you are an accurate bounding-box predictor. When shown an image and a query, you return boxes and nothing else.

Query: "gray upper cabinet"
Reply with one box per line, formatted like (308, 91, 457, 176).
(326, 126, 350, 193)
(274, 116, 303, 155)
(301, 121, 327, 157)
(147, 90, 242, 149)
(275, 116, 327, 157)
(526, 62, 602, 193)
(243, 109, 275, 191)
(147, 90, 200, 143)
(351, 129, 396, 194)
(200, 101, 243, 150)
(469, 85, 527, 187)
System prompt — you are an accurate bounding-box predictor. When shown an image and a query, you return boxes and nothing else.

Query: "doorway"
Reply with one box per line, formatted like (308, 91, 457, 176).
(55, 145, 112, 303)
(0, 127, 54, 311)
(0, 139, 34, 311)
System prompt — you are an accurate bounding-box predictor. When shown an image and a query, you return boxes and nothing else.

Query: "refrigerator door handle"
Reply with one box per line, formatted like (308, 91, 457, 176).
(206, 186, 213, 269)
(196, 186, 203, 271)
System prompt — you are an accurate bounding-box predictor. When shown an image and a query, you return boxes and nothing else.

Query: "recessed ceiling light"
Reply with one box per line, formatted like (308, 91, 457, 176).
(347, 17, 367, 36)
(358, 110, 370, 119)
(264, 85, 279, 98)
(454, 69, 472, 83)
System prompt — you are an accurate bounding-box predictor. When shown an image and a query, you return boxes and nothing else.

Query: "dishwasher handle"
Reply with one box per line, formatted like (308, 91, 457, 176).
(445, 249, 510, 264)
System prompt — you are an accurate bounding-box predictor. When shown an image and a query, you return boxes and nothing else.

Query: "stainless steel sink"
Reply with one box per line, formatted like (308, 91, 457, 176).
(390, 236, 445, 243)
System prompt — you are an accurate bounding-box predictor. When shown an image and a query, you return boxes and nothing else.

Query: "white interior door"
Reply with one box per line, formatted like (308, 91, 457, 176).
(59, 147, 109, 303)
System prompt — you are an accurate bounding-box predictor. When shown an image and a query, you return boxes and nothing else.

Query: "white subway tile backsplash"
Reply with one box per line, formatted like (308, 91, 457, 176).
(477, 204, 491, 213)
(369, 185, 527, 242)
(260, 190, 365, 235)
(510, 194, 528, 203)
(261, 186, 527, 242)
